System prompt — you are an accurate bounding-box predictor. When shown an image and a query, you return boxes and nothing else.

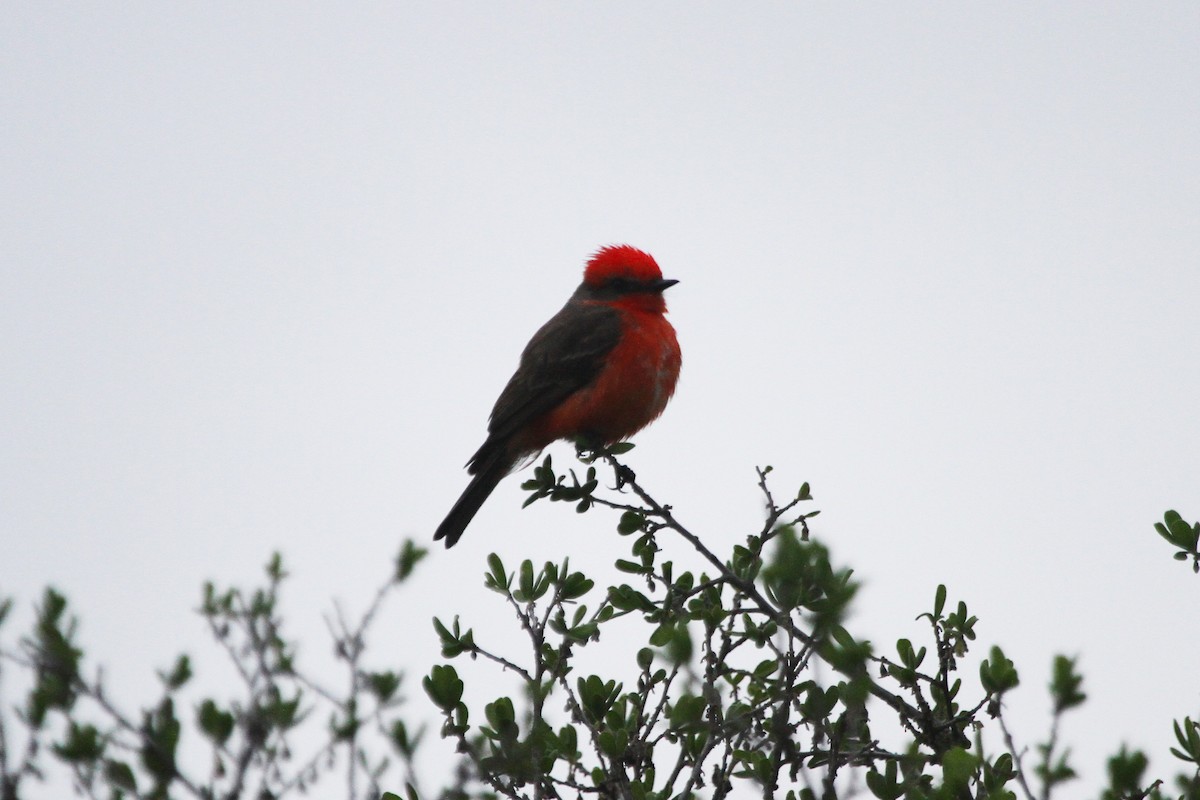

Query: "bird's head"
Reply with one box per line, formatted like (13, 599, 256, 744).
(581, 245, 679, 312)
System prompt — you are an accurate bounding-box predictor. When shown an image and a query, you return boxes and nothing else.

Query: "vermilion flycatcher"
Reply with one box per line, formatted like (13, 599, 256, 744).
(434, 245, 681, 548)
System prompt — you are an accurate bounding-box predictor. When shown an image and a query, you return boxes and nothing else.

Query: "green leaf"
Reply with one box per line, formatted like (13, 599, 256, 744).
(140, 698, 181, 783)
(395, 540, 428, 581)
(264, 551, 287, 581)
(422, 665, 464, 712)
(1155, 510, 1200, 572)
(484, 697, 518, 741)
(158, 654, 192, 691)
(989, 753, 1015, 785)
(821, 626, 872, 676)
(367, 671, 402, 702)
(518, 560, 535, 600)
(105, 759, 137, 792)
(260, 692, 302, 731)
(1156, 510, 1193, 546)
(432, 616, 474, 658)
(1035, 750, 1077, 786)
(664, 624, 692, 665)
(752, 659, 778, 679)
(980, 646, 1019, 695)
(866, 759, 902, 800)
(608, 584, 655, 612)
(1173, 717, 1200, 763)
(53, 722, 104, 762)
(1105, 746, 1149, 795)
(649, 624, 674, 647)
(730, 544, 763, 582)
(618, 511, 645, 536)
(390, 720, 419, 757)
(669, 694, 705, 727)
(27, 588, 83, 726)
(577, 675, 621, 724)
(485, 553, 510, 593)
(559, 724, 579, 761)
(197, 699, 235, 746)
(1049, 655, 1086, 713)
(941, 747, 977, 792)
(560, 571, 594, 601)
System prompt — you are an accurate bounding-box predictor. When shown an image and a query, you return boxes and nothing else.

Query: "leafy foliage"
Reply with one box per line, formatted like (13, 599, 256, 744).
(1155, 511, 1200, 573)
(0, 547, 430, 800)
(0, 453, 1196, 800)
(417, 451, 1200, 800)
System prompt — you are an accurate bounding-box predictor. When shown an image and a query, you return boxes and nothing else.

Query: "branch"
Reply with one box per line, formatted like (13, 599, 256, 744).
(997, 708, 1038, 800)
(599, 454, 922, 731)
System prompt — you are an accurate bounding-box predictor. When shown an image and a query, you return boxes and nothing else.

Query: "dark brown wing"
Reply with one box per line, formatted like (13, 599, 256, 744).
(467, 297, 621, 472)
(442, 298, 618, 543)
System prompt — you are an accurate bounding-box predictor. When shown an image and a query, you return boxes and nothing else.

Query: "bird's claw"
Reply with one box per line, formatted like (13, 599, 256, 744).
(574, 437, 601, 463)
(614, 464, 636, 489)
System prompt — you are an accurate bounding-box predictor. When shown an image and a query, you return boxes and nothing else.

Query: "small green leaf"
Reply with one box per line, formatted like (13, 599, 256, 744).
(560, 571, 594, 601)
(941, 748, 977, 792)
(105, 759, 137, 792)
(484, 697, 518, 741)
(197, 699, 235, 746)
(866, 759, 902, 800)
(576, 675, 621, 724)
(615, 559, 648, 575)
(158, 654, 192, 691)
(608, 585, 655, 612)
(618, 511, 645, 535)
(669, 694, 705, 727)
(390, 720, 419, 757)
(980, 646, 1019, 695)
(53, 722, 104, 762)
(1049, 655, 1086, 713)
(1173, 717, 1200, 763)
(518, 560, 535, 600)
(423, 665, 464, 712)
(1105, 746, 1149, 795)
(485, 553, 510, 593)
(367, 671, 402, 702)
(395, 540, 428, 581)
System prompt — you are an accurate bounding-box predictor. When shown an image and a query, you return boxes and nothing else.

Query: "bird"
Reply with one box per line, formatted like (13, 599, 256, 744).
(434, 245, 682, 548)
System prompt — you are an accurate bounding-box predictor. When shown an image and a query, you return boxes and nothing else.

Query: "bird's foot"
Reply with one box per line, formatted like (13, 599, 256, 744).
(573, 435, 604, 463)
(614, 463, 637, 489)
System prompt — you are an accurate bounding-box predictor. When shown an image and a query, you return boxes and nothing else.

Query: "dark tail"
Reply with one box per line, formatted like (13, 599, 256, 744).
(434, 443, 511, 548)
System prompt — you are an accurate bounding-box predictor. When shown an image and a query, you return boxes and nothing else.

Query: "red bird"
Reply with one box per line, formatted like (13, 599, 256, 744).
(434, 245, 682, 548)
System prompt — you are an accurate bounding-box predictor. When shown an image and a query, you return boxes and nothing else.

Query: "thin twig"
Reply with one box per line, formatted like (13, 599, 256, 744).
(996, 708, 1038, 800)
(601, 454, 921, 729)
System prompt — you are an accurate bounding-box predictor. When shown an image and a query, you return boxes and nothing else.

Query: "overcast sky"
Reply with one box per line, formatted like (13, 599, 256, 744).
(3, 3, 1198, 796)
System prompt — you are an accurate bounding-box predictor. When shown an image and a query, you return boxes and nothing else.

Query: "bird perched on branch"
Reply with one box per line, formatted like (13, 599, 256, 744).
(434, 245, 682, 548)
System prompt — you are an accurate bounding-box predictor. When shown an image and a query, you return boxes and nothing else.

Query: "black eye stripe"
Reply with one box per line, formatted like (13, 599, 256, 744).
(607, 276, 644, 293)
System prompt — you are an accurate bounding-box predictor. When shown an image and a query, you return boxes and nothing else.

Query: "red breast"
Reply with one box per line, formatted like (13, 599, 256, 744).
(531, 306, 680, 446)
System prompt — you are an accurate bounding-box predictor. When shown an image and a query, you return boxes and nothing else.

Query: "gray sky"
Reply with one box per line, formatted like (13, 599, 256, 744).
(3, 3, 1199, 796)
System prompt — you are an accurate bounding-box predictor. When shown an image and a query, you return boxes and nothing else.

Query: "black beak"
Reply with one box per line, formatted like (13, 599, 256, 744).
(653, 278, 680, 292)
